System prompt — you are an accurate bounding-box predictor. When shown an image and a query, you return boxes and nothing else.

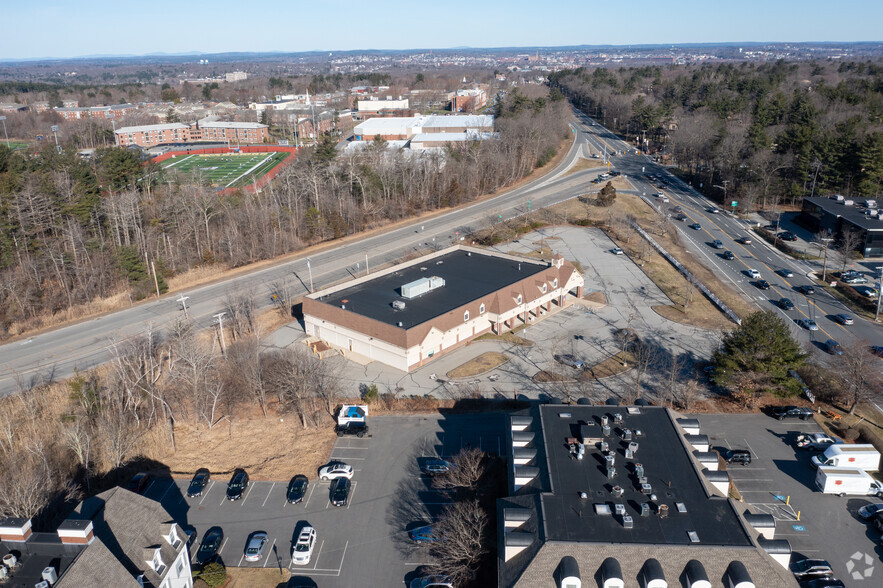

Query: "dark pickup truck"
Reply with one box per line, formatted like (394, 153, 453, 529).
(335, 422, 368, 437)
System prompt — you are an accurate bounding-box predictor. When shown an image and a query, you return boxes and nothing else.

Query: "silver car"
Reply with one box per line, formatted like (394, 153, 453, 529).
(243, 531, 268, 562)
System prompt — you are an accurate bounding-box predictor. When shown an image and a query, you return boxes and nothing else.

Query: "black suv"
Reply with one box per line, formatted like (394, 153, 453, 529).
(226, 468, 249, 500)
(187, 468, 210, 498)
(725, 449, 752, 466)
(771, 406, 814, 421)
(335, 422, 368, 438)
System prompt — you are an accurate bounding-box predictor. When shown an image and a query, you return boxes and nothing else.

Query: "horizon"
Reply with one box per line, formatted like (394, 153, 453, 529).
(3, 0, 881, 61)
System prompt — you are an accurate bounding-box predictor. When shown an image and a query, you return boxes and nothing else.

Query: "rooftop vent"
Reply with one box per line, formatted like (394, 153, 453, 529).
(392, 300, 406, 310)
(401, 276, 445, 299)
(687, 530, 699, 543)
(397, 321, 403, 327)
(676, 502, 687, 513)
(594, 504, 612, 515)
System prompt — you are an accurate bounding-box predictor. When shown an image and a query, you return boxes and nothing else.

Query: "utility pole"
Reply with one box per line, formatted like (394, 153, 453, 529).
(306, 259, 314, 292)
(177, 294, 190, 319)
(0, 116, 8, 148)
(51, 125, 61, 154)
(819, 237, 833, 282)
(214, 312, 227, 353)
(365, 252, 369, 275)
(876, 266, 883, 322)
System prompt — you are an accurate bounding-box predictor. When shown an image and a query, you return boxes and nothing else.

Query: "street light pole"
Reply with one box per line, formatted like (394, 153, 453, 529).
(876, 266, 883, 322)
(177, 294, 190, 319)
(51, 125, 61, 154)
(0, 116, 8, 148)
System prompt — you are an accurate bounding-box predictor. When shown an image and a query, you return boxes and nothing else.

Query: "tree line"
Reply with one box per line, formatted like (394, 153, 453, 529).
(0, 89, 569, 338)
(551, 60, 883, 209)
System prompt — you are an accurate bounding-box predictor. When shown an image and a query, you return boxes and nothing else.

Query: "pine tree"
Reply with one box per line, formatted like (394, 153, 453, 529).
(713, 311, 807, 387)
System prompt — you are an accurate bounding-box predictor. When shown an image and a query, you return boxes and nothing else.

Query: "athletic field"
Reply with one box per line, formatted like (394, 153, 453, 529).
(161, 151, 290, 188)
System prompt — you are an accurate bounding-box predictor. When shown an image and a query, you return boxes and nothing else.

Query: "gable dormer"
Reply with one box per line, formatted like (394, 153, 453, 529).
(145, 547, 165, 575)
(165, 523, 181, 549)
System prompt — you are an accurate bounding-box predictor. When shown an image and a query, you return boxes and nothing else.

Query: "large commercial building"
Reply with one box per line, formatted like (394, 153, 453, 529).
(355, 97, 412, 120)
(800, 196, 883, 257)
(498, 405, 798, 588)
(352, 114, 494, 142)
(0, 487, 193, 588)
(302, 246, 584, 372)
(114, 119, 269, 148)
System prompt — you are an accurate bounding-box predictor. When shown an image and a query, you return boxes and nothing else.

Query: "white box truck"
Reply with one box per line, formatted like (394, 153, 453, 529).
(815, 466, 883, 497)
(810, 444, 880, 471)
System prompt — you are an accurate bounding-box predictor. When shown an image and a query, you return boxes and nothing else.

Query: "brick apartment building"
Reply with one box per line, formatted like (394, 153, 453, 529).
(450, 88, 488, 112)
(56, 103, 138, 121)
(114, 119, 269, 148)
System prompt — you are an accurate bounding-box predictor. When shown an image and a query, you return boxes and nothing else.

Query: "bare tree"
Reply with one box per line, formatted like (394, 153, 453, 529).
(837, 229, 864, 272)
(836, 342, 883, 414)
(432, 448, 487, 494)
(429, 499, 489, 586)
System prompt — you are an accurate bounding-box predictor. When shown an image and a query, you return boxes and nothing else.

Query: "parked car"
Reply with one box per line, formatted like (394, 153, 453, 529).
(858, 503, 883, 521)
(756, 280, 771, 290)
(243, 531, 268, 562)
(800, 579, 845, 588)
(771, 406, 814, 421)
(318, 461, 354, 480)
(286, 474, 309, 504)
(187, 468, 210, 498)
(226, 468, 249, 501)
(779, 231, 798, 241)
(725, 449, 752, 466)
(554, 354, 584, 369)
(797, 319, 819, 331)
(184, 527, 197, 554)
(777, 269, 795, 278)
(854, 285, 879, 298)
(195, 526, 224, 565)
(796, 433, 841, 451)
(746, 269, 761, 279)
(824, 339, 843, 355)
(330, 477, 351, 507)
(712, 240, 724, 249)
(409, 525, 441, 543)
(843, 275, 868, 284)
(791, 558, 834, 581)
(722, 250, 735, 260)
(689, 223, 702, 230)
(421, 458, 452, 476)
(611, 247, 624, 255)
(795, 285, 816, 295)
(409, 576, 454, 588)
(125, 473, 151, 494)
(778, 298, 795, 310)
(291, 526, 317, 565)
(833, 313, 854, 325)
(335, 421, 368, 438)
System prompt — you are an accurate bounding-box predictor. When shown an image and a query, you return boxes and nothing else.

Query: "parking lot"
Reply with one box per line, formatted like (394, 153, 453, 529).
(697, 413, 882, 584)
(140, 413, 505, 586)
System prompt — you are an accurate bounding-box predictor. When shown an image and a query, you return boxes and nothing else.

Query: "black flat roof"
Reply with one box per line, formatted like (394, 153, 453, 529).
(805, 196, 883, 232)
(313, 249, 548, 329)
(1, 534, 79, 586)
(537, 405, 752, 546)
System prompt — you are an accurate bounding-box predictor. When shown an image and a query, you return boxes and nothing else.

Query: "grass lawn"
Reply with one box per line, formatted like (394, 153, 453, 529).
(447, 352, 509, 378)
(582, 351, 635, 380)
(4, 141, 28, 150)
(162, 151, 290, 188)
(224, 567, 290, 588)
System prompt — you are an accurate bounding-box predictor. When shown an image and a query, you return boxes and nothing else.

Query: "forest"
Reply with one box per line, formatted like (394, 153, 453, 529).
(0, 88, 569, 338)
(550, 60, 883, 209)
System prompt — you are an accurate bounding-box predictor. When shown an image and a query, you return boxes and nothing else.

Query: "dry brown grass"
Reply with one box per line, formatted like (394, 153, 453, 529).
(473, 331, 533, 346)
(583, 291, 608, 305)
(533, 370, 571, 382)
(447, 352, 509, 379)
(224, 567, 290, 588)
(564, 157, 607, 176)
(165, 264, 232, 291)
(582, 351, 635, 380)
(6, 291, 132, 338)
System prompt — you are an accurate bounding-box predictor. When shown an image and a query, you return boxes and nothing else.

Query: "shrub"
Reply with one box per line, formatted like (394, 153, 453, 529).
(361, 383, 379, 403)
(197, 562, 226, 588)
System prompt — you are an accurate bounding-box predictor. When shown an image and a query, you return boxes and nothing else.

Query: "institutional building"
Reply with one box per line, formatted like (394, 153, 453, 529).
(302, 246, 584, 372)
(114, 119, 269, 148)
(55, 103, 137, 121)
(800, 195, 883, 257)
(498, 405, 798, 587)
(352, 114, 494, 142)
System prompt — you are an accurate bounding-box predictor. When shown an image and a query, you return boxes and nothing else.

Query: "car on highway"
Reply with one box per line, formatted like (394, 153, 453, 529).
(291, 526, 317, 565)
(871, 346, 883, 358)
(243, 531, 268, 562)
(226, 468, 249, 500)
(796, 433, 841, 451)
(124, 473, 151, 494)
(824, 339, 843, 355)
(771, 406, 814, 421)
(409, 576, 454, 588)
(722, 250, 735, 260)
(858, 503, 883, 521)
(755, 280, 771, 290)
(737, 236, 753, 244)
(611, 247, 624, 255)
(797, 318, 819, 331)
(409, 525, 441, 543)
(708, 207, 720, 214)
(712, 240, 724, 249)
(795, 285, 816, 295)
(330, 477, 351, 507)
(689, 223, 701, 230)
(286, 474, 309, 504)
(187, 468, 210, 498)
(421, 458, 453, 476)
(777, 269, 795, 278)
(791, 558, 835, 581)
(555, 354, 584, 369)
(746, 269, 761, 279)
(778, 298, 795, 310)
(318, 461, 354, 480)
(779, 231, 798, 241)
(195, 526, 224, 566)
(833, 313, 854, 325)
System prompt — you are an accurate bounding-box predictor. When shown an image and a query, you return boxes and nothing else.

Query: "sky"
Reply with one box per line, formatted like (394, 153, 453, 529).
(1, 0, 881, 61)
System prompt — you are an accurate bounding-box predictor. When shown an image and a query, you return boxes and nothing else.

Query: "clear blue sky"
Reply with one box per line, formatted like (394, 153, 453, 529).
(2, 0, 880, 60)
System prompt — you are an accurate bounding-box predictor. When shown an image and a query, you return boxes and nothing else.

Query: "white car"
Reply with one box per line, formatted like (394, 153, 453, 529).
(611, 247, 624, 255)
(747, 269, 761, 279)
(318, 461, 354, 480)
(291, 526, 316, 565)
(409, 576, 454, 588)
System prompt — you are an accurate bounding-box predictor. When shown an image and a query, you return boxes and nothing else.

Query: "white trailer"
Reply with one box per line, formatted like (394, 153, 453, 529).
(815, 466, 883, 497)
(810, 444, 880, 471)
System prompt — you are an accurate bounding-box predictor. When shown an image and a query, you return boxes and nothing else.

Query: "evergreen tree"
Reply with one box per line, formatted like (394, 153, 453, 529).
(713, 311, 807, 387)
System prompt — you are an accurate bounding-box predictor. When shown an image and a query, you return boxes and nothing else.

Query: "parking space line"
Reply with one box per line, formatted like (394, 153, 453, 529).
(304, 482, 317, 508)
(346, 481, 356, 509)
(262, 538, 276, 567)
(144, 480, 157, 496)
(261, 482, 276, 507)
(240, 483, 255, 505)
(237, 551, 245, 567)
(199, 481, 215, 505)
(218, 537, 229, 556)
(159, 480, 176, 503)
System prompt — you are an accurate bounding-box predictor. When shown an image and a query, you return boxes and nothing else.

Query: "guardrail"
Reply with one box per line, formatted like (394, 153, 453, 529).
(629, 220, 742, 325)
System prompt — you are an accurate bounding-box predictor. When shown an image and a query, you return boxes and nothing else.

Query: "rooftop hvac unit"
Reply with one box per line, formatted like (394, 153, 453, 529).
(640, 502, 651, 517)
(606, 466, 616, 479)
(835, 194, 845, 201)
(844, 199, 854, 206)
(622, 515, 634, 529)
(658, 504, 669, 518)
(602, 425, 611, 437)
(0, 566, 7, 580)
(35, 582, 50, 588)
(613, 413, 623, 424)
(401, 276, 445, 299)
(2, 554, 16, 568)
(634, 463, 644, 477)
(42, 567, 58, 584)
(392, 300, 406, 310)
(601, 415, 609, 426)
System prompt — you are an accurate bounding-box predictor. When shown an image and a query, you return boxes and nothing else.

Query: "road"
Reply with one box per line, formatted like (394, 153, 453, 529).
(0, 111, 878, 397)
(571, 109, 881, 351)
